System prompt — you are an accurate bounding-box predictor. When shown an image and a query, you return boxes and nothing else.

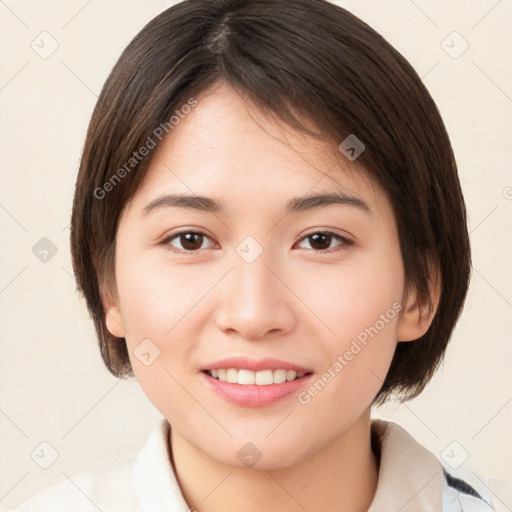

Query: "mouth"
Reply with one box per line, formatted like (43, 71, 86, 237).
(200, 368, 315, 408)
(199, 356, 314, 407)
(202, 368, 313, 385)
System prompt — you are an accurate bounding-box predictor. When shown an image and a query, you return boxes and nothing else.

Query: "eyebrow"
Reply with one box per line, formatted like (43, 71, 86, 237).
(141, 191, 372, 217)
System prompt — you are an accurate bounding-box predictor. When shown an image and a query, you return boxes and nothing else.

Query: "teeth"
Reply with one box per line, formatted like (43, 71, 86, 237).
(226, 368, 238, 383)
(207, 368, 307, 385)
(273, 369, 287, 384)
(286, 370, 297, 382)
(256, 369, 273, 385)
(238, 369, 255, 384)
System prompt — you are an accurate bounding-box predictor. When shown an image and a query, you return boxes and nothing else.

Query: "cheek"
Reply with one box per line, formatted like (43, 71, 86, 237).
(115, 251, 215, 412)
(303, 247, 403, 341)
(299, 244, 404, 395)
(116, 248, 213, 337)
(114, 246, 221, 389)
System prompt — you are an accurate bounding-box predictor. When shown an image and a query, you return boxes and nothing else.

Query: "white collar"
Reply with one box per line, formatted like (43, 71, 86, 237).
(131, 417, 446, 511)
(368, 418, 444, 511)
(132, 419, 190, 511)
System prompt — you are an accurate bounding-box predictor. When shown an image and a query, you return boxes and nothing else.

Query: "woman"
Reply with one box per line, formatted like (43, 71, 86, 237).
(7, 1, 505, 510)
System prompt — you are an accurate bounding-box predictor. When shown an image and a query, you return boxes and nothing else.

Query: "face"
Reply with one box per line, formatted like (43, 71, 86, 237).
(104, 80, 428, 469)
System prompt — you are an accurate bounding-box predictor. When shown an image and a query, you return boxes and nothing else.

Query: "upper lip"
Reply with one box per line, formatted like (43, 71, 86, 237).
(201, 356, 313, 373)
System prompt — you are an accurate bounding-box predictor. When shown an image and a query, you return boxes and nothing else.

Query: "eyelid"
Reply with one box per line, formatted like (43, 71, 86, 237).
(294, 229, 354, 253)
(161, 228, 215, 253)
(298, 227, 354, 243)
(161, 228, 354, 254)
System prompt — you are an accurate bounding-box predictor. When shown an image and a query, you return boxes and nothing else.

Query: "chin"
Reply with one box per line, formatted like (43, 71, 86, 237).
(209, 438, 309, 471)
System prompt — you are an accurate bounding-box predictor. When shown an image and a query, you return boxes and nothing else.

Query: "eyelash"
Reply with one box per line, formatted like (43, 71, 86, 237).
(161, 229, 353, 255)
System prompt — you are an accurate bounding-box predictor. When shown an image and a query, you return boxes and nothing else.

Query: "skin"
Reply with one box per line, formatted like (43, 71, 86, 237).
(104, 79, 439, 512)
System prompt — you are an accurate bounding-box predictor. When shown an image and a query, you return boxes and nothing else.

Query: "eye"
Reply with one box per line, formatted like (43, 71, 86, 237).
(295, 231, 353, 253)
(162, 230, 215, 253)
(161, 229, 352, 254)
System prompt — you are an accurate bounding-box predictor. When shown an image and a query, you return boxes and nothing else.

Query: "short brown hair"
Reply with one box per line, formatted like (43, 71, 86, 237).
(70, 0, 471, 405)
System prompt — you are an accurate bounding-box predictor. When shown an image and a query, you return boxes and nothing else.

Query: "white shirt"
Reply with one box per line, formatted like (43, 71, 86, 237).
(3, 418, 507, 511)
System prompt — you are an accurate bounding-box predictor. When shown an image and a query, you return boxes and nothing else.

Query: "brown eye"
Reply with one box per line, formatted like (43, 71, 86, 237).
(297, 231, 352, 252)
(308, 233, 333, 251)
(164, 231, 214, 252)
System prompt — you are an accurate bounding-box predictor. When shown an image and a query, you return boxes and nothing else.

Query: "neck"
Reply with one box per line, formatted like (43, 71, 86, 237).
(169, 408, 380, 512)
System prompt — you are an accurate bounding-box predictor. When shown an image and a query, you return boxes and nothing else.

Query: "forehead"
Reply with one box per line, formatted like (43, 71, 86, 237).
(127, 81, 385, 218)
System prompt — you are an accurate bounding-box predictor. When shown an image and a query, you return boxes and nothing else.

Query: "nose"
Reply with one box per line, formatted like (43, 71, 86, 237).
(214, 249, 297, 340)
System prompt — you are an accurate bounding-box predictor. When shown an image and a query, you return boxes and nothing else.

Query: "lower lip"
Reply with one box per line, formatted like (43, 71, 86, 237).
(200, 371, 314, 408)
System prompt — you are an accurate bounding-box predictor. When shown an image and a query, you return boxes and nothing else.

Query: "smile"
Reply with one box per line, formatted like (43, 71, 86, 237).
(204, 368, 310, 385)
(200, 370, 314, 408)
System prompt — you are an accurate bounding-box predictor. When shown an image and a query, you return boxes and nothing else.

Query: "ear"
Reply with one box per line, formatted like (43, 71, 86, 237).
(101, 286, 126, 339)
(397, 268, 441, 342)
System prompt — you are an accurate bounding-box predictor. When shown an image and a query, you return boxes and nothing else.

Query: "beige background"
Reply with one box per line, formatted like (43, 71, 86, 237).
(1, 0, 511, 509)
